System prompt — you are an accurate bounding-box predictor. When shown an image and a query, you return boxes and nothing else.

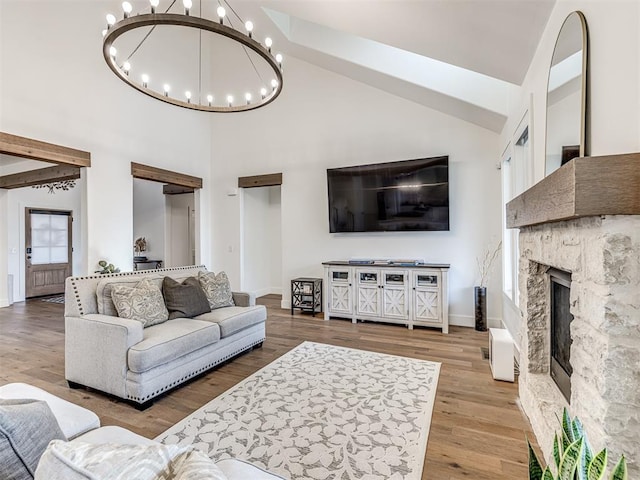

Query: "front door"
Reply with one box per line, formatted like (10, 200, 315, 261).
(25, 208, 72, 298)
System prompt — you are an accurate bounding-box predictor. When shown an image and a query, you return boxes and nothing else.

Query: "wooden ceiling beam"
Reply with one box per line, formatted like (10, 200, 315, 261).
(131, 162, 203, 189)
(0, 132, 91, 167)
(238, 173, 283, 188)
(163, 184, 195, 195)
(0, 165, 81, 190)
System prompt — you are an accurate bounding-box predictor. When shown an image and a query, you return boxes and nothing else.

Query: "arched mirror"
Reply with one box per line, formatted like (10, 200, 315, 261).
(545, 11, 588, 176)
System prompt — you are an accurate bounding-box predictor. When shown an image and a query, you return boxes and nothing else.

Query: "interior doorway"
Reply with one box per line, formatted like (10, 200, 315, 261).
(241, 185, 282, 297)
(24, 208, 72, 298)
(131, 163, 202, 270)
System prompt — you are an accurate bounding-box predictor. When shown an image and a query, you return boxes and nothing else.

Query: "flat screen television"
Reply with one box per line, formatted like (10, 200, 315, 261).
(327, 156, 449, 233)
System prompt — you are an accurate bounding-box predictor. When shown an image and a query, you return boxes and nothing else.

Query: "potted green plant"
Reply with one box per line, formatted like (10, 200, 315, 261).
(95, 260, 120, 275)
(528, 408, 627, 480)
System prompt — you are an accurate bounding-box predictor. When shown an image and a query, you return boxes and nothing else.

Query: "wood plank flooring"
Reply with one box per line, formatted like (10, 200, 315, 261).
(0, 294, 537, 479)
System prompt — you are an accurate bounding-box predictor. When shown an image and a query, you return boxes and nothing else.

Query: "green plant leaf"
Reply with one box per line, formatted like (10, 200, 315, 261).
(578, 436, 594, 480)
(609, 455, 627, 480)
(587, 449, 607, 480)
(562, 408, 574, 443)
(553, 434, 562, 470)
(542, 467, 556, 480)
(572, 417, 584, 441)
(559, 437, 583, 480)
(529, 439, 545, 480)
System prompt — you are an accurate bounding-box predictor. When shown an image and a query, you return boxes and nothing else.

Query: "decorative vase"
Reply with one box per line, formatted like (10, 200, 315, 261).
(474, 286, 487, 331)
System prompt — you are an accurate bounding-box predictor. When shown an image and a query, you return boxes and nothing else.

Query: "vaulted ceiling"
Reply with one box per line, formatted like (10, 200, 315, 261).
(232, 0, 556, 132)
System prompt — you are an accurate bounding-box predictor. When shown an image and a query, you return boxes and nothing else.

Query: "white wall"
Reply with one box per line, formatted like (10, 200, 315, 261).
(0, 0, 212, 303)
(210, 58, 503, 326)
(500, 0, 640, 344)
(133, 179, 164, 262)
(241, 185, 282, 297)
(166, 192, 195, 267)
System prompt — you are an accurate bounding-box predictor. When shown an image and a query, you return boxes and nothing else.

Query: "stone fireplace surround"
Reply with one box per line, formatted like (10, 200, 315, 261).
(505, 153, 640, 476)
(518, 216, 640, 474)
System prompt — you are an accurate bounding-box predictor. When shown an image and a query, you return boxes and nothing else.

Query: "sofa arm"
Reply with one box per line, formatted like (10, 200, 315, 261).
(65, 315, 144, 399)
(232, 291, 255, 307)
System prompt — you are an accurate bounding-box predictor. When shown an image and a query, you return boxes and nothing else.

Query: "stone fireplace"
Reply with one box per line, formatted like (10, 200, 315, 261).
(506, 154, 640, 476)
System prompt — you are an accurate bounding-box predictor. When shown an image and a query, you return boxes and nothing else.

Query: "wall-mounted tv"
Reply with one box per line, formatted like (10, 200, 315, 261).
(327, 156, 449, 233)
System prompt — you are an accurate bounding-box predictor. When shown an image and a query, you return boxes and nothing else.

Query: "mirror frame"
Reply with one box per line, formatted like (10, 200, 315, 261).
(544, 11, 589, 176)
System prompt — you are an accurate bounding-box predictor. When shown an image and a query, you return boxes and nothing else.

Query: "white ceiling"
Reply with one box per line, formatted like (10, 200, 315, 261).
(231, 0, 556, 131)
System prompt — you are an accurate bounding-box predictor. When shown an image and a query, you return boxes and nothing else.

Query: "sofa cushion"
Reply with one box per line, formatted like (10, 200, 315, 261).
(128, 319, 221, 374)
(111, 278, 169, 328)
(195, 305, 266, 338)
(0, 398, 66, 480)
(163, 276, 211, 320)
(198, 271, 235, 310)
(0, 383, 99, 440)
(35, 440, 228, 480)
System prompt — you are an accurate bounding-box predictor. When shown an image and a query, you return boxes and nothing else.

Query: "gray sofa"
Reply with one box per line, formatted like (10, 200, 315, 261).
(64, 265, 266, 408)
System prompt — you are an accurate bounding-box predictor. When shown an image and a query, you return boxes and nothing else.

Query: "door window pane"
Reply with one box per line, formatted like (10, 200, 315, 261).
(30, 213, 69, 265)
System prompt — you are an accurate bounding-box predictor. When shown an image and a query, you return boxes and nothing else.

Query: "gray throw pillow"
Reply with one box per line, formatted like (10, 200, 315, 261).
(198, 271, 235, 310)
(111, 278, 169, 328)
(162, 276, 211, 320)
(0, 398, 67, 480)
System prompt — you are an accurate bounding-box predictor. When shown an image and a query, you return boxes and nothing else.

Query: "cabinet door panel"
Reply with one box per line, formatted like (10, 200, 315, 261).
(357, 285, 380, 315)
(414, 290, 440, 322)
(330, 283, 352, 314)
(382, 287, 408, 318)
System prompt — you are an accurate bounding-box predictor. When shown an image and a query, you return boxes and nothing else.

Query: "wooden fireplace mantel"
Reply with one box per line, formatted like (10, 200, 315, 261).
(506, 152, 640, 228)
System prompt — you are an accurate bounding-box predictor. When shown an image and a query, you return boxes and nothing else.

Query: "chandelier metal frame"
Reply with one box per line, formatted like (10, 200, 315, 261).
(102, 11, 284, 113)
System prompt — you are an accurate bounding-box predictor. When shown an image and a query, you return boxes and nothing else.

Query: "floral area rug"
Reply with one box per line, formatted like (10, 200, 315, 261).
(156, 341, 440, 480)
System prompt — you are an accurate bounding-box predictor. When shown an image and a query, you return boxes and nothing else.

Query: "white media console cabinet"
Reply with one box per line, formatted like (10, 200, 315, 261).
(322, 261, 450, 333)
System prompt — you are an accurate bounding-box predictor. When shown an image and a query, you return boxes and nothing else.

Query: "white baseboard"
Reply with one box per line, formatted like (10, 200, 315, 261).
(449, 314, 503, 329)
(281, 299, 291, 310)
(252, 287, 283, 298)
(0, 298, 9, 308)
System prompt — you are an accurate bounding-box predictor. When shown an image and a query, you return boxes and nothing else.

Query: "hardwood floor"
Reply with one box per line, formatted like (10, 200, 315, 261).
(0, 294, 537, 479)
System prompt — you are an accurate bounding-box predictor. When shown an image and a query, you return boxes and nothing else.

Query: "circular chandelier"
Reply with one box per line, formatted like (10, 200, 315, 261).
(102, 0, 284, 113)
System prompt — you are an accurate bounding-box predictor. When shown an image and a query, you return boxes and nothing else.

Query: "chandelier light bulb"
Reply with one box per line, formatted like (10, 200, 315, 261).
(217, 6, 226, 24)
(141, 74, 149, 87)
(122, 2, 132, 18)
(163, 84, 170, 96)
(109, 46, 117, 59)
(260, 87, 267, 99)
(106, 13, 116, 27)
(245, 92, 252, 104)
(227, 95, 233, 107)
(185, 90, 192, 103)
(102, 29, 107, 37)
(275, 53, 283, 68)
(245, 21, 254, 38)
(150, 0, 159, 13)
(207, 94, 213, 106)
(265, 37, 272, 52)
(123, 61, 131, 75)
(183, 0, 192, 15)
(271, 79, 278, 90)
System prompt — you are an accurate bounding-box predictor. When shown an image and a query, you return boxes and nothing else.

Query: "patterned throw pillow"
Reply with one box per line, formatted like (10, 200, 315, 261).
(162, 276, 211, 320)
(35, 440, 229, 480)
(198, 271, 235, 310)
(111, 278, 169, 327)
(0, 399, 67, 480)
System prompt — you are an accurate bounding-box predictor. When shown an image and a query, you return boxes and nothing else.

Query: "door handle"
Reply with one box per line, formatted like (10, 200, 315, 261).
(26, 255, 32, 260)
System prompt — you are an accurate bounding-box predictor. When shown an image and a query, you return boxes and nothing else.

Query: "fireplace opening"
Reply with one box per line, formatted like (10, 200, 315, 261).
(549, 268, 573, 403)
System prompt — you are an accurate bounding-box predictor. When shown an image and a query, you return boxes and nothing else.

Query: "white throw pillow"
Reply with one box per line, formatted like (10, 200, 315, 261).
(198, 271, 235, 310)
(111, 278, 169, 327)
(35, 440, 229, 480)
